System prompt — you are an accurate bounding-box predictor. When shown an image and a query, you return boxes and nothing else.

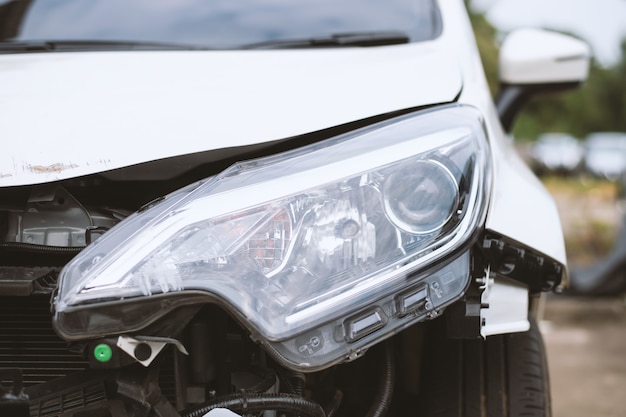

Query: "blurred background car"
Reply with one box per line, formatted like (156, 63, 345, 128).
(529, 132, 584, 176)
(583, 132, 626, 180)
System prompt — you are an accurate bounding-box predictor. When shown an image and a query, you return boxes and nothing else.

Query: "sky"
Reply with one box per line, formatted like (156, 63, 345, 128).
(471, 0, 626, 67)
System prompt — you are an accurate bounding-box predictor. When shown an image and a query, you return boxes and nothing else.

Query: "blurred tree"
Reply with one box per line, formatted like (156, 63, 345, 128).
(466, 6, 499, 95)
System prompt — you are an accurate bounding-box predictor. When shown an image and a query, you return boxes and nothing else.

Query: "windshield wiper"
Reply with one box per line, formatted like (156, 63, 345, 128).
(241, 31, 410, 49)
(0, 40, 211, 54)
(0, 33, 409, 53)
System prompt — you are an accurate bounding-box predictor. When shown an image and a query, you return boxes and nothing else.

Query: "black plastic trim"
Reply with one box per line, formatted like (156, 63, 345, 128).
(495, 82, 581, 132)
(481, 233, 564, 293)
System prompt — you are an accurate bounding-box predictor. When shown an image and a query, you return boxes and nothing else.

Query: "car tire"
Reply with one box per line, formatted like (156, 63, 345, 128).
(420, 317, 551, 417)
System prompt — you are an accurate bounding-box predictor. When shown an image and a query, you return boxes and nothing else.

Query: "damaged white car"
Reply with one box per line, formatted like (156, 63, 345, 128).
(0, 1, 589, 416)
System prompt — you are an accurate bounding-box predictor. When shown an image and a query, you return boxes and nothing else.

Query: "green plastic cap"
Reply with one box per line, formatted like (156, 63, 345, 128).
(94, 343, 113, 363)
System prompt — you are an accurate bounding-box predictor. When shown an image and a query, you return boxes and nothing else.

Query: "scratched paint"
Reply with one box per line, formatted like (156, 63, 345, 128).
(29, 163, 79, 174)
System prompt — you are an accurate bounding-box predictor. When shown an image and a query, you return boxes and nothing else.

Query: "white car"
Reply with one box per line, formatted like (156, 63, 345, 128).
(530, 133, 584, 175)
(583, 132, 626, 180)
(0, 1, 589, 417)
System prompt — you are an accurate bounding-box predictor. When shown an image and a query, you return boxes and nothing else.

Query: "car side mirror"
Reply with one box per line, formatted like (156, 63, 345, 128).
(495, 28, 591, 132)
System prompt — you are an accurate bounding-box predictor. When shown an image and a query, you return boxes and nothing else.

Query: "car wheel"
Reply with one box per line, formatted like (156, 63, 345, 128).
(420, 317, 551, 417)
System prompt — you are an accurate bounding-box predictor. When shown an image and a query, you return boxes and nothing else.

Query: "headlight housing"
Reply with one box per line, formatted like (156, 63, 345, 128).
(54, 105, 491, 370)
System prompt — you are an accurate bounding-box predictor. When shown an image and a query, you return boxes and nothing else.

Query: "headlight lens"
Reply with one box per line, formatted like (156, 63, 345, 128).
(54, 105, 490, 370)
(383, 159, 459, 234)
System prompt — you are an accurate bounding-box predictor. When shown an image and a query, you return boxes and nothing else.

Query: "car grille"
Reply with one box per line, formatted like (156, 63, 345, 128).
(0, 296, 178, 415)
(0, 296, 88, 387)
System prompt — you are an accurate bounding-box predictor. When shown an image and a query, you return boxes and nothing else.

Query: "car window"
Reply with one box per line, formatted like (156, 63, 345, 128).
(0, 0, 441, 49)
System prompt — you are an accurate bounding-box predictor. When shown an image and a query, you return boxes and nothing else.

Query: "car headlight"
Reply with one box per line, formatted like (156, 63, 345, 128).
(54, 105, 490, 371)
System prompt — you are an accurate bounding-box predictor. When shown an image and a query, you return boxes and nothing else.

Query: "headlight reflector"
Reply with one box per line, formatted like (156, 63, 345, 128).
(383, 159, 459, 234)
(54, 105, 491, 370)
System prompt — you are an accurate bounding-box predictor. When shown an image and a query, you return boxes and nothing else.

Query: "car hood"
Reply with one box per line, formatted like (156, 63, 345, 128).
(0, 43, 461, 186)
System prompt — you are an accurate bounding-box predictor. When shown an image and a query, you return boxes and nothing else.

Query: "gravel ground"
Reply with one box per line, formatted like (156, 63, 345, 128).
(542, 295, 626, 417)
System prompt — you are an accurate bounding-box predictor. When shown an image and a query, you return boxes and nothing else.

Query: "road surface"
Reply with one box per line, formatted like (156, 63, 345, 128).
(542, 295, 626, 417)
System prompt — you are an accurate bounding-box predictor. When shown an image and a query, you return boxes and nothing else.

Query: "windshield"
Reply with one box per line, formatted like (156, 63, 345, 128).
(0, 0, 441, 49)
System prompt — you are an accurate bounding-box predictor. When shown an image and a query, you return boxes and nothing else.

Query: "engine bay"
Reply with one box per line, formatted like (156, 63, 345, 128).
(0, 168, 431, 417)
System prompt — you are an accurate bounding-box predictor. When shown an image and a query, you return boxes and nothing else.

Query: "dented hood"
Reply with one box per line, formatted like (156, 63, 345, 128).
(0, 43, 461, 186)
